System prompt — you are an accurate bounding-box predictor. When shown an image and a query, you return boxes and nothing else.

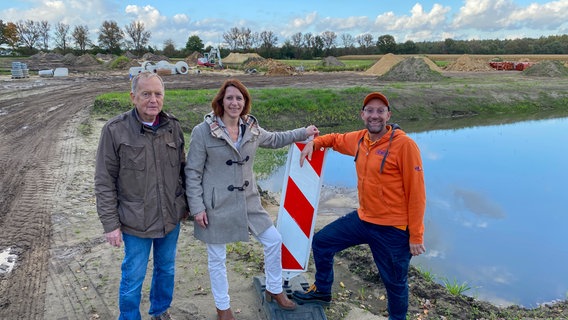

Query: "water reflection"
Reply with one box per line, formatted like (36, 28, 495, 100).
(258, 116, 568, 308)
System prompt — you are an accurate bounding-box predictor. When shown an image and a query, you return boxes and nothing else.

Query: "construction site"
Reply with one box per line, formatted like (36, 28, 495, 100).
(1, 51, 568, 320)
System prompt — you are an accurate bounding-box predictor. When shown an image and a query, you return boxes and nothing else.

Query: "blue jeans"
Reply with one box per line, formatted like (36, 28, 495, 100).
(312, 211, 411, 320)
(119, 223, 180, 320)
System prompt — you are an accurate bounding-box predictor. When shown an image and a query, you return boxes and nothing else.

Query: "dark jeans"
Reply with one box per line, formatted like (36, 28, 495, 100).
(312, 211, 412, 320)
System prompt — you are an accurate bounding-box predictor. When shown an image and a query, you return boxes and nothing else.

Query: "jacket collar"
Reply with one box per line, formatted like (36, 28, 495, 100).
(205, 112, 260, 139)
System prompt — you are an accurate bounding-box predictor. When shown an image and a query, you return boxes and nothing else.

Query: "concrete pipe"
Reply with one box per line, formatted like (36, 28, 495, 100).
(175, 61, 189, 74)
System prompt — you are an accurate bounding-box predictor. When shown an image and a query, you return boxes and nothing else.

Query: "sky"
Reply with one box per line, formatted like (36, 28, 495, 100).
(1, 0, 568, 50)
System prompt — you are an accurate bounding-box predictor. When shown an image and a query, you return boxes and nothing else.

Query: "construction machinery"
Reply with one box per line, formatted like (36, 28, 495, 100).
(197, 47, 223, 68)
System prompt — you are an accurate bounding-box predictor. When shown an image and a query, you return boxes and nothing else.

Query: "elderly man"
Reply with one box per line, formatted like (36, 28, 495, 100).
(95, 71, 188, 320)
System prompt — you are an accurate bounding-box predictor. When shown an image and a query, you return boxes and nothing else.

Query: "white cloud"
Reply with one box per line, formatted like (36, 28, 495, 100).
(172, 14, 189, 24)
(452, 0, 518, 30)
(291, 11, 318, 28)
(508, 0, 568, 29)
(124, 5, 166, 29)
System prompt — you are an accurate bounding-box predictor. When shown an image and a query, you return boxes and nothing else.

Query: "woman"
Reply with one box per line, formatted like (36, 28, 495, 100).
(185, 79, 319, 320)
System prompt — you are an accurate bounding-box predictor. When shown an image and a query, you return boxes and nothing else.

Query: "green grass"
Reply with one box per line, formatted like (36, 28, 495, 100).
(442, 277, 472, 296)
(92, 84, 568, 178)
(277, 59, 376, 72)
(415, 265, 436, 283)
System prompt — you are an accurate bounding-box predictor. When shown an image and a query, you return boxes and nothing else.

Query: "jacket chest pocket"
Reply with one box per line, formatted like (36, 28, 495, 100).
(120, 144, 145, 171)
(167, 141, 180, 167)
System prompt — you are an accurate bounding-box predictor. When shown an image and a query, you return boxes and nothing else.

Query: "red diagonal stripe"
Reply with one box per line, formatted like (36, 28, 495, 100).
(283, 177, 314, 237)
(296, 142, 325, 176)
(281, 243, 302, 270)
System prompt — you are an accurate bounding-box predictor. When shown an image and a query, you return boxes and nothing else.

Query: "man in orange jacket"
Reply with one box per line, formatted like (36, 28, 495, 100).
(293, 92, 426, 320)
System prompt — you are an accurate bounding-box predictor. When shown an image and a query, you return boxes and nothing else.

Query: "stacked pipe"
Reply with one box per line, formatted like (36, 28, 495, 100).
(129, 60, 189, 79)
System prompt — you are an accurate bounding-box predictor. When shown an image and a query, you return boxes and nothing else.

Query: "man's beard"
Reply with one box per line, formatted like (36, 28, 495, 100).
(366, 121, 385, 134)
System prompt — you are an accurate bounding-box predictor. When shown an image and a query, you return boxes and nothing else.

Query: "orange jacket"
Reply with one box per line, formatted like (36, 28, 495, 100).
(313, 125, 426, 244)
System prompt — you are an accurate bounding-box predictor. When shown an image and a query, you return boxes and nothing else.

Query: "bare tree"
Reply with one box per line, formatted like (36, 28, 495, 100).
(320, 31, 337, 52)
(259, 31, 278, 49)
(98, 20, 124, 53)
(0, 20, 6, 46)
(16, 19, 42, 51)
(125, 20, 151, 55)
(340, 33, 355, 48)
(222, 27, 239, 50)
(72, 24, 90, 53)
(356, 33, 374, 48)
(291, 32, 303, 48)
(239, 27, 253, 50)
(39, 20, 50, 51)
(303, 32, 314, 50)
(54, 22, 70, 53)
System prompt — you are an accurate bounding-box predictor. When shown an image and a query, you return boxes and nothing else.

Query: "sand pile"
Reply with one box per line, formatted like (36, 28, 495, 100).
(185, 51, 202, 66)
(223, 52, 263, 64)
(445, 54, 493, 71)
(318, 56, 345, 67)
(243, 58, 296, 75)
(74, 54, 100, 66)
(142, 52, 170, 62)
(522, 60, 568, 77)
(364, 53, 403, 76)
(378, 57, 445, 82)
(62, 53, 77, 65)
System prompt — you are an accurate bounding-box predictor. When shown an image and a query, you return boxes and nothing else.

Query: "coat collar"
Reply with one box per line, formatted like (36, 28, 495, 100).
(204, 112, 260, 139)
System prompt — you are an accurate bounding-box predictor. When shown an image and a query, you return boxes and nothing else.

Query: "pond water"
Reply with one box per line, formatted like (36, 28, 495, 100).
(258, 116, 568, 308)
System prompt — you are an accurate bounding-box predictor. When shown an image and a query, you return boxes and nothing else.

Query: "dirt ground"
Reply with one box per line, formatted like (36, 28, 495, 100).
(1, 65, 567, 320)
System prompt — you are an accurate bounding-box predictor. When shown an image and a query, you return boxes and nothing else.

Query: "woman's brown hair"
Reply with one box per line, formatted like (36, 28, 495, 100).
(211, 79, 252, 117)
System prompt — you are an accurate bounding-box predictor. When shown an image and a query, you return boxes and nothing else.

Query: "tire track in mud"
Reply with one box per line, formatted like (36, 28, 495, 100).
(0, 76, 125, 319)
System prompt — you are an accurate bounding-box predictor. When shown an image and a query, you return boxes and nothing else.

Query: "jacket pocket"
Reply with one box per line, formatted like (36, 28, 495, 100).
(118, 199, 148, 231)
(120, 144, 145, 171)
(167, 141, 180, 167)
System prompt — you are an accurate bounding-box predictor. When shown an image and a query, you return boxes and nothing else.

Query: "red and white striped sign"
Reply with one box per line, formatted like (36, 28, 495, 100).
(276, 142, 327, 281)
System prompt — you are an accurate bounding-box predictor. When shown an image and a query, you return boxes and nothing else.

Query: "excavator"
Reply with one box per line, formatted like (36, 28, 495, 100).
(197, 47, 223, 68)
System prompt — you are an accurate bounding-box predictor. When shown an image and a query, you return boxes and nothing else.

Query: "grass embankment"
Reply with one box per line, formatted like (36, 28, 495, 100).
(93, 83, 568, 175)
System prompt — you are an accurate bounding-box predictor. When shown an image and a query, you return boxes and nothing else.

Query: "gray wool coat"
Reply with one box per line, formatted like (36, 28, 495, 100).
(185, 112, 309, 244)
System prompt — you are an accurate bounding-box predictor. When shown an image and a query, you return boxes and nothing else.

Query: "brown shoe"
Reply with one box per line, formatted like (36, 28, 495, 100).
(265, 290, 297, 310)
(216, 307, 236, 320)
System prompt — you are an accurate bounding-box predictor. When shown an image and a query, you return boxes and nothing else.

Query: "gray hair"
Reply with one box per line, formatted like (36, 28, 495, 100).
(131, 71, 164, 93)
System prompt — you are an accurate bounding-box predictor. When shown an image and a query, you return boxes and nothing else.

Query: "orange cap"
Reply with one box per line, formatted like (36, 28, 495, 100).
(363, 92, 390, 110)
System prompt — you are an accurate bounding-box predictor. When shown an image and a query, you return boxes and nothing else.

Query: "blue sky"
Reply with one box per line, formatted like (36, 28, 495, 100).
(1, 0, 567, 50)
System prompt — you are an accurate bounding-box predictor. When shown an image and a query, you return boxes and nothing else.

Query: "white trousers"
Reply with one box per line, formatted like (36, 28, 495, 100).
(207, 225, 283, 310)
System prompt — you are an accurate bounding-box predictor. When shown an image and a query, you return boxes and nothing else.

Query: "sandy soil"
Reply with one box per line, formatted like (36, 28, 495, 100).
(1, 66, 567, 320)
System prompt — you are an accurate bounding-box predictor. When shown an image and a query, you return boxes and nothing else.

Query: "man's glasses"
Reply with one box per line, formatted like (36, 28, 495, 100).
(362, 108, 389, 115)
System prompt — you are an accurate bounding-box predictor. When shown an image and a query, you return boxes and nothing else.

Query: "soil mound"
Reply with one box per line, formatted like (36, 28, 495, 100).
(522, 60, 568, 77)
(318, 56, 345, 67)
(378, 57, 446, 82)
(243, 58, 296, 75)
(75, 54, 100, 66)
(185, 51, 202, 66)
(62, 53, 77, 65)
(223, 52, 263, 64)
(445, 54, 493, 71)
(141, 52, 170, 62)
(364, 53, 403, 76)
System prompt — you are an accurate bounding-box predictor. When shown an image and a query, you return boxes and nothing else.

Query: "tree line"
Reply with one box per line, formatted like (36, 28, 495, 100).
(1, 19, 567, 59)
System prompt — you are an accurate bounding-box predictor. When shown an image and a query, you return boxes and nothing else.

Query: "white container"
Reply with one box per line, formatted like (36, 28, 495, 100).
(38, 69, 54, 77)
(53, 68, 68, 77)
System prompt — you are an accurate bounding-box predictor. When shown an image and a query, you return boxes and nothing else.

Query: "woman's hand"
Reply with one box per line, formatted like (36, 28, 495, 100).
(305, 125, 319, 137)
(194, 211, 208, 229)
